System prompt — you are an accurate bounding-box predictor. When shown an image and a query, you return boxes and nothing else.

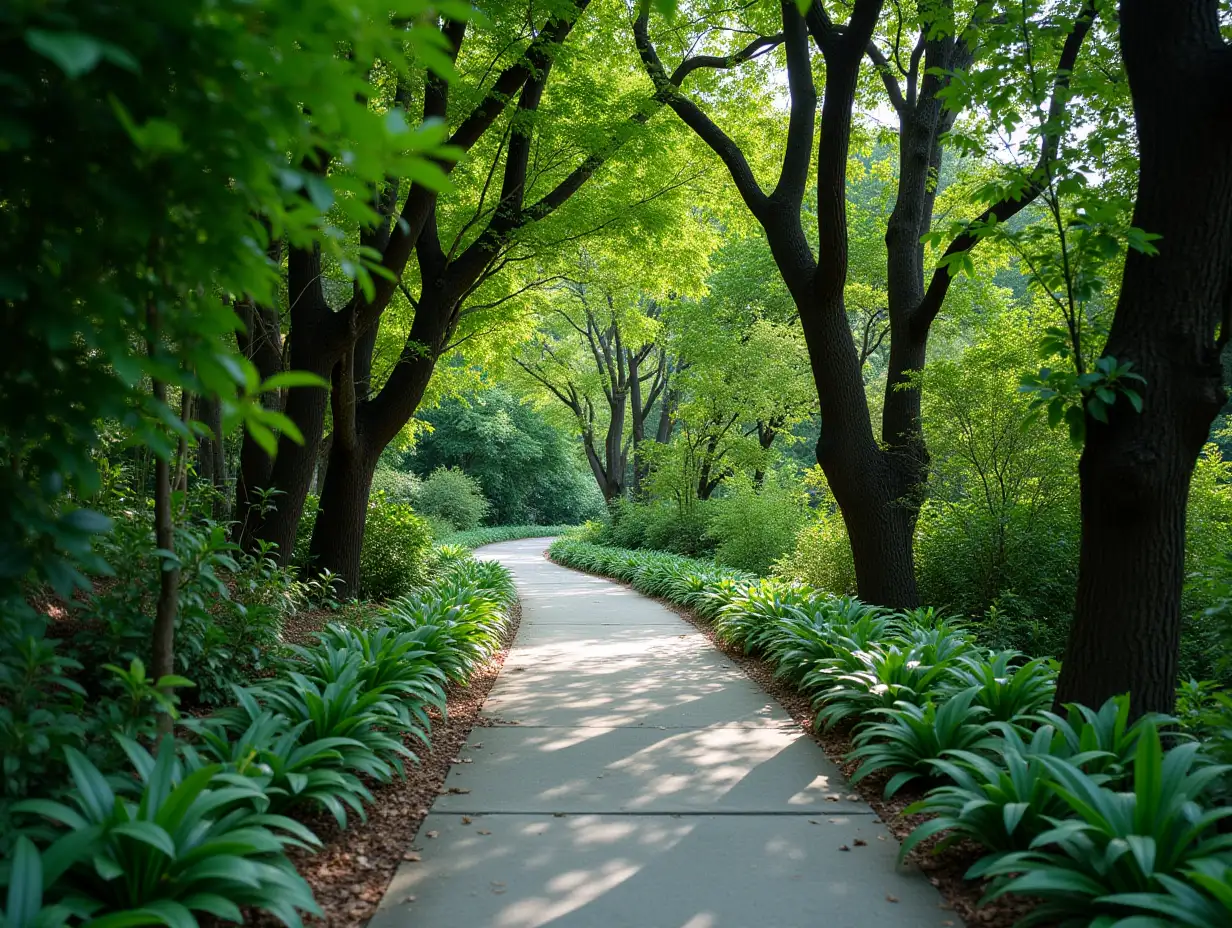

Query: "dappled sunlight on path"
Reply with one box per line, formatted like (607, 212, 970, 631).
(372, 538, 949, 927)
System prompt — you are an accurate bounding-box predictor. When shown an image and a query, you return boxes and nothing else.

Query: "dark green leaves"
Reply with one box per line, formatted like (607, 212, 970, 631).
(25, 30, 137, 78)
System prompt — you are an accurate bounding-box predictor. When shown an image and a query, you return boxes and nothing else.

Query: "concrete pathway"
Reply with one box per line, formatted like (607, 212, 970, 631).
(372, 538, 950, 928)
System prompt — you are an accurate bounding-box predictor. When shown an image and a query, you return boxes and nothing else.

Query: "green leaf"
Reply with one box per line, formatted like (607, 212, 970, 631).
(25, 30, 120, 78)
(262, 371, 329, 392)
(111, 821, 177, 859)
(5, 836, 43, 927)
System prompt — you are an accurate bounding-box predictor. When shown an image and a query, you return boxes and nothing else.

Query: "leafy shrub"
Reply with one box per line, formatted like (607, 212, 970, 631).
(415, 466, 491, 532)
(0, 629, 87, 803)
(706, 477, 806, 574)
(808, 641, 964, 730)
(252, 666, 421, 780)
(185, 695, 375, 828)
(942, 650, 1058, 722)
(972, 725, 1232, 927)
(1029, 693, 1179, 786)
(713, 579, 816, 653)
(5, 737, 319, 925)
(600, 499, 715, 557)
(900, 722, 1087, 860)
(440, 524, 578, 548)
(360, 493, 434, 600)
(773, 507, 857, 595)
(762, 597, 890, 685)
(848, 687, 998, 797)
(371, 463, 422, 504)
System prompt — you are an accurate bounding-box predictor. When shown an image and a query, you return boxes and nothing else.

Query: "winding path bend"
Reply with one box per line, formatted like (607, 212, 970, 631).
(372, 538, 949, 928)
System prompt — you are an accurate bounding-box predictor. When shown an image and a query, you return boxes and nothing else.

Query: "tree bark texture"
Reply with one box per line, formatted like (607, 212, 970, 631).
(1058, 0, 1232, 716)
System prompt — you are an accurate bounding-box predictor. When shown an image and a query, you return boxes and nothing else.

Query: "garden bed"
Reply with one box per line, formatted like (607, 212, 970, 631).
(251, 601, 521, 927)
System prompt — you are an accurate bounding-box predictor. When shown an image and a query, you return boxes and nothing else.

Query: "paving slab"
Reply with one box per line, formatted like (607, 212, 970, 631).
(372, 813, 949, 928)
(482, 654, 792, 728)
(373, 538, 948, 926)
(435, 726, 861, 813)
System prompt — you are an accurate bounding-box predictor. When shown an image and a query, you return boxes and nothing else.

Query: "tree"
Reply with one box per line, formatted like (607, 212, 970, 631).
(634, 0, 1102, 606)
(408, 387, 605, 523)
(1056, 0, 1232, 715)
(517, 278, 668, 501)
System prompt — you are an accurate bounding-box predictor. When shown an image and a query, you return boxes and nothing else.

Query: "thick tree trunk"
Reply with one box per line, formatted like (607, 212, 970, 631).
(243, 248, 338, 562)
(307, 437, 377, 596)
(1057, 2, 1232, 716)
(232, 297, 283, 545)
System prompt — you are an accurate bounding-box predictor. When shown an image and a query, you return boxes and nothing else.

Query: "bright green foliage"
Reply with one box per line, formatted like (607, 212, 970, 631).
(1030, 694, 1179, 785)
(972, 726, 1232, 927)
(381, 558, 515, 683)
(184, 698, 376, 830)
(762, 599, 891, 686)
(414, 467, 492, 533)
(409, 389, 606, 525)
(943, 651, 1059, 723)
(1, 0, 454, 606)
(440, 525, 579, 548)
(6, 737, 319, 926)
(712, 579, 818, 654)
(848, 688, 999, 798)
(900, 722, 1095, 861)
(358, 495, 435, 601)
(705, 478, 809, 574)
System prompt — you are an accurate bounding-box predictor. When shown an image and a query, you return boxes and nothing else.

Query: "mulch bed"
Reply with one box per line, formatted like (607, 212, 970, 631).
(545, 555, 1037, 928)
(250, 600, 523, 928)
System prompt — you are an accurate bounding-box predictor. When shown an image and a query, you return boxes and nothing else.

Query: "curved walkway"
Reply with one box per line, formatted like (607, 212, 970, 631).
(372, 538, 948, 927)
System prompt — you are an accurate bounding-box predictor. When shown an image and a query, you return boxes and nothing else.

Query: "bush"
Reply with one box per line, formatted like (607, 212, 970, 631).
(441, 524, 579, 548)
(848, 688, 999, 798)
(773, 507, 857, 595)
(6, 737, 320, 925)
(359, 493, 434, 600)
(413, 466, 491, 533)
(972, 725, 1232, 927)
(371, 463, 422, 505)
(706, 477, 807, 574)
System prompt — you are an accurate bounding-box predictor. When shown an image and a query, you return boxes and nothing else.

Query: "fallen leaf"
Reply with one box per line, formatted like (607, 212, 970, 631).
(399, 895, 417, 904)
(853, 838, 867, 847)
(449, 787, 471, 795)
(402, 852, 422, 862)
(825, 794, 840, 802)
(886, 895, 899, 904)
(807, 820, 820, 825)
(838, 845, 851, 852)
(461, 816, 472, 824)
(845, 794, 860, 801)
(478, 829, 491, 835)
(425, 831, 439, 839)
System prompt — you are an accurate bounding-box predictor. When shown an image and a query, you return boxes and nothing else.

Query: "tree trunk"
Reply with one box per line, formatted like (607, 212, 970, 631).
(146, 313, 180, 738)
(1057, 1, 1232, 716)
(232, 297, 283, 545)
(196, 395, 227, 520)
(242, 247, 338, 562)
(307, 436, 377, 596)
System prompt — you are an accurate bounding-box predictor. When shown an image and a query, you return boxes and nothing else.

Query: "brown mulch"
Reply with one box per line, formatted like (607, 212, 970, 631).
(250, 600, 522, 928)
(545, 555, 1036, 928)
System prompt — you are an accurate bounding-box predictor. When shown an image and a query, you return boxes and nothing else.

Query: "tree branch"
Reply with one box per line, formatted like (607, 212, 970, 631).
(912, 0, 1099, 336)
